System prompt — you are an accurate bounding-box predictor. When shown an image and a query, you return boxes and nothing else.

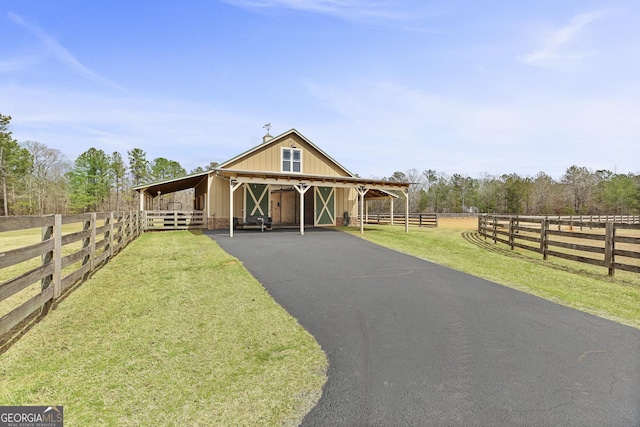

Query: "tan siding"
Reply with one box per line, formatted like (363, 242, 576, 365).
(209, 176, 243, 219)
(224, 134, 350, 177)
(336, 188, 358, 219)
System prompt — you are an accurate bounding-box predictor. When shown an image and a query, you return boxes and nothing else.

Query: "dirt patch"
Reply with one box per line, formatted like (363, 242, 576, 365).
(437, 218, 478, 230)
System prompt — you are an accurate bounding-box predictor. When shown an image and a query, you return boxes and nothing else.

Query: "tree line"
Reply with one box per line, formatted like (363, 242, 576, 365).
(375, 167, 640, 215)
(2, 112, 639, 216)
(0, 113, 216, 215)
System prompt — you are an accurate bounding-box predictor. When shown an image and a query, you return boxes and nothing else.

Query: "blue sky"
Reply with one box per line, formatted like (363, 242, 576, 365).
(2, 0, 639, 180)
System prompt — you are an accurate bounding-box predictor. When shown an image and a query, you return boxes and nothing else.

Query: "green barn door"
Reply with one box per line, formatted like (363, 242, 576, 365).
(245, 183, 269, 217)
(315, 186, 335, 225)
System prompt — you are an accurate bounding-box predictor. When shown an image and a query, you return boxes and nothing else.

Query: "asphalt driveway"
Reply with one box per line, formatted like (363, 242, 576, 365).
(207, 228, 640, 426)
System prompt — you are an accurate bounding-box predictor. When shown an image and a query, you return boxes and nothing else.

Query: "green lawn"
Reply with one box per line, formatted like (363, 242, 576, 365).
(342, 222, 640, 329)
(0, 231, 327, 426)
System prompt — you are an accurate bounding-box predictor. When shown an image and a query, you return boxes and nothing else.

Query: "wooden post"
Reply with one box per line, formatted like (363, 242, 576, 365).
(293, 183, 311, 236)
(404, 189, 409, 233)
(127, 211, 133, 244)
(365, 200, 369, 224)
(90, 213, 96, 270)
(41, 214, 62, 313)
(229, 180, 242, 237)
(108, 212, 114, 258)
(390, 198, 394, 225)
(52, 214, 61, 298)
(605, 222, 615, 276)
(356, 186, 368, 234)
(41, 221, 53, 315)
(492, 218, 497, 243)
(82, 215, 92, 279)
(419, 214, 423, 227)
(509, 217, 515, 250)
(541, 217, 549, 260)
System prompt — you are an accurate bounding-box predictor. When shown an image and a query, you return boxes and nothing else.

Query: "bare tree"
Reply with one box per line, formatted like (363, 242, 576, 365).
(23, 141, 70, 214)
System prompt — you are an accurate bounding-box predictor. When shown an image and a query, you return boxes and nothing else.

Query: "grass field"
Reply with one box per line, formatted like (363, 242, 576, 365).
(342, 218, 640, 329)
(0, 231, 327, 426)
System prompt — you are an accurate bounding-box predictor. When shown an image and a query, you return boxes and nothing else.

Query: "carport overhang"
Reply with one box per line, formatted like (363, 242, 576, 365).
(215, 169, 410, 237)
(133, 170, 210, 198)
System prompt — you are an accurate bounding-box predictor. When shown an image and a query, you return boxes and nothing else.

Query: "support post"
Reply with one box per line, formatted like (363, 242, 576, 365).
(404, 189, 409, 233)
(390, 198, 394, 225)
(356, 186, 369, 234)
(229, 179, 242, 237)
(365, 200, 369, 224)
(293, 183, 311, 235)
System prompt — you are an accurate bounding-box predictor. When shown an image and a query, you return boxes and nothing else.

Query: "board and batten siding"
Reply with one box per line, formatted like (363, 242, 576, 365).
(208, 175, 243, 219)
(223, 135, 349, 177)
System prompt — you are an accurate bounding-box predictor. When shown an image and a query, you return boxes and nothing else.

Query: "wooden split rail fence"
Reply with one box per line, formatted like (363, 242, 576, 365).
(478, 214, 640, 276)
(144, 210, 206, 230)
(361, 213, 438, 227)
(0, 212, 143, 338)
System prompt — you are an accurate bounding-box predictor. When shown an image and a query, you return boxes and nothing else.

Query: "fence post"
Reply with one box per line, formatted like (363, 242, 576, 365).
(509, 217, 515, 250)
(53, 214, 62, 298)
(492, 217, 497, 243)
(81, 213, 97, 278)
(82, 215, 91, 279)
(108, 212, 115, 258)
(127, 211, 132, 243)
(419, 214, 423, 227)
(41, 220, 53, 315)
(604, 222, 615, 276)
(90, 213, 96, 270)
(482, 215, 487, 239)
(40, 214, 62, 314)
(541, 217, 549, 260)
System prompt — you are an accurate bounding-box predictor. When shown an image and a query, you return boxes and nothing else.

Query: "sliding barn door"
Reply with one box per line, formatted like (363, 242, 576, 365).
(245, 183, 269, 218)
(315, 186, 335, 225)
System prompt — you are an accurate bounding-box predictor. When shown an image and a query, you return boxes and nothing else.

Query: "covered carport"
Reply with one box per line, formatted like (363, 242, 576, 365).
(133, 171, 210, 230)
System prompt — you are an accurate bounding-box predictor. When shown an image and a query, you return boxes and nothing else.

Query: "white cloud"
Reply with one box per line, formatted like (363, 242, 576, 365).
(519, 10, 607, 68)
(220, 0, 441, 27)
(7, 12, 127, 92)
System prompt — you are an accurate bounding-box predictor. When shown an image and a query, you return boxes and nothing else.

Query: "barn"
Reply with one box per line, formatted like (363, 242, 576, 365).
(134, 128, 411, 236)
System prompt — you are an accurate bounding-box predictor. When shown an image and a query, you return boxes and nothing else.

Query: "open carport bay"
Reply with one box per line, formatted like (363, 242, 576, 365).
(208, 228, 640, 426)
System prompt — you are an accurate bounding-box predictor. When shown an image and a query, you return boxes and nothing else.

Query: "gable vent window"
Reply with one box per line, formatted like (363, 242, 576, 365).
(282, 148, 302, 173)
